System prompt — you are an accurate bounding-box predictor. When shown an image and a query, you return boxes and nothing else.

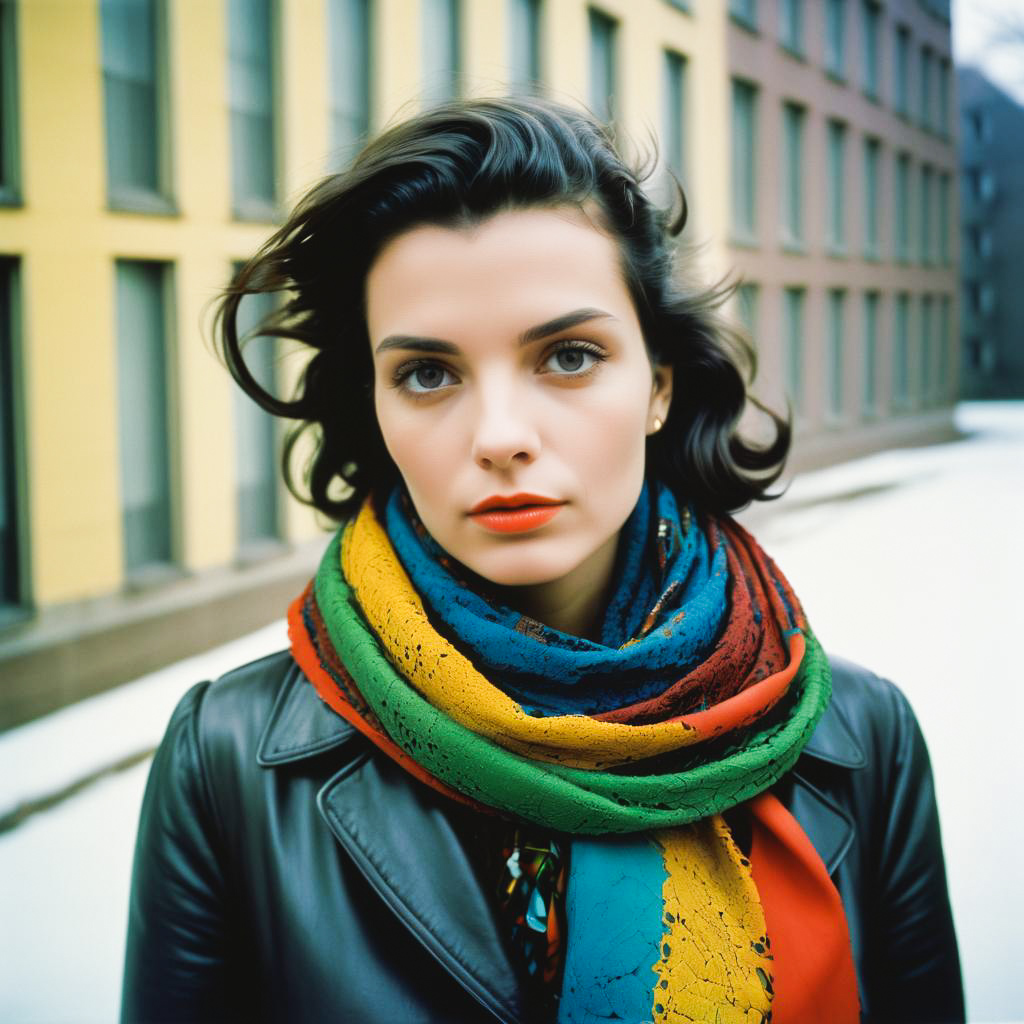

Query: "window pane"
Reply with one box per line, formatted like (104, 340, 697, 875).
(861, 1, 879, 98)
(938, 58, 950, 135)
(920, 46, 933, 129)
(827, 120, 846, 249)
(101, 0, 160, 197)
(782, 102, 804, 243)
(0, 0, 21, 196)
(863, 137, 880, 258)
(228, 0, 276, 209)
(825, 0, 845, 77)
(827, 289, 845, 417)
(894, 26, 909, 116)
(116, 261, 173, 572)
(588, 8, 616, 125)
(779, 0, 802, 54)
(893, 292, 909, 405)
(731, 79, 757, 240)
(920, 293, 933, 401)
(737, 283, 759, 345)
(730, 0, 757, 29)
(938, 294, 950, 400)
(327, 0, 371, 167)
(0, 259, 20, 605)
(233, 285, 279, 546)
(895, 152, 910, 262)
(784, 287, 805, 415)
(938, 172, 950, 264)
(422, 0, 460, 103)
(863, 291, 878, 414)
(662, 50, 686, 180)
(920, 164, 933, 264)
(508, 0, 541, 93)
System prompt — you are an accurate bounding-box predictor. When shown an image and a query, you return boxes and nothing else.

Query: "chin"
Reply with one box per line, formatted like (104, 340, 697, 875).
(462, 542, 585, 589)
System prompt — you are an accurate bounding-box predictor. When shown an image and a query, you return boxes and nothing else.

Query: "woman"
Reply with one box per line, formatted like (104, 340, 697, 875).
(121, 96, 964, 1023)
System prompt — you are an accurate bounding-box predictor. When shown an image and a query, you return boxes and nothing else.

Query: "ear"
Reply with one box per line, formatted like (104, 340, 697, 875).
(647, 363, 673, 433)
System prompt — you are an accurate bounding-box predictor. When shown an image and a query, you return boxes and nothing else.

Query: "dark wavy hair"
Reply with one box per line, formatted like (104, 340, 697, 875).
(215, 95, 789, 520)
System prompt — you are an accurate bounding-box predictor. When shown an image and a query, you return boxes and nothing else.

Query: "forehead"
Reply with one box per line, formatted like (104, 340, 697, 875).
(364, 206, 633, 340)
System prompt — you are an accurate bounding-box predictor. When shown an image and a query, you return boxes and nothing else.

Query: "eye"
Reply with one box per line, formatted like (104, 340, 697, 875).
(393, 361, 458, 394)
(542, 340, 607, 376)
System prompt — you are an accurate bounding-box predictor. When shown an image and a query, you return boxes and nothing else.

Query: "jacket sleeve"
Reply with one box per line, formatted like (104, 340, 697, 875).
(120, 681, 238, 1024)
(867, 681, 965, 1023)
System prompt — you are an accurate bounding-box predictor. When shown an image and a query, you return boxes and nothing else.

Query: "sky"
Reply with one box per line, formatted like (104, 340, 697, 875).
(952, 0, 1024, 104)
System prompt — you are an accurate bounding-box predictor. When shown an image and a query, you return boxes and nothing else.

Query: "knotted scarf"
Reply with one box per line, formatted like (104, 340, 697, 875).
(289, 480, 860, 1022)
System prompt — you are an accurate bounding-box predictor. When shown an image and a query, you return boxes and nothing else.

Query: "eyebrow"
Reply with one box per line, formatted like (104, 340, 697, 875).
(373, 307, 617, 355)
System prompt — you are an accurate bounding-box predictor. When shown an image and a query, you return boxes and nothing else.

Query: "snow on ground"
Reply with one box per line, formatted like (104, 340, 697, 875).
(1, 402, 1021, 1023)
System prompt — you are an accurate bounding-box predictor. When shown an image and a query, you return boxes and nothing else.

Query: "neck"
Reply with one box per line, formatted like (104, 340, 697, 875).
(493, 531, 621, 641)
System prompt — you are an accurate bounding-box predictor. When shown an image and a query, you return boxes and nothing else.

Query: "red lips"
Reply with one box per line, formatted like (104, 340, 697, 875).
(468, 493, 565, 534)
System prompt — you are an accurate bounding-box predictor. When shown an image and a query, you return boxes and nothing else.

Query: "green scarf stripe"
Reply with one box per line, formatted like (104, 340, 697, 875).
(314, 533, 832, 835)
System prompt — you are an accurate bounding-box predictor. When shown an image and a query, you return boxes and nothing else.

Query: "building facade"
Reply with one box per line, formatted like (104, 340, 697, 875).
(956, 66, 1024, 399)
(0, 0, 960, 725)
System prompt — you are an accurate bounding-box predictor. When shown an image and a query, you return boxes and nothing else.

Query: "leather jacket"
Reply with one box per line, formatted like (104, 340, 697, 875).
(120, 650, 965, 1023)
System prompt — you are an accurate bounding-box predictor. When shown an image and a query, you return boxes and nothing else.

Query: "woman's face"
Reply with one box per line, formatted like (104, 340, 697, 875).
(366, 206, 672, 604)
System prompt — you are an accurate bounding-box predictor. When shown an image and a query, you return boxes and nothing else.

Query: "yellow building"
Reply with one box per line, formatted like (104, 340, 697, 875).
(0, 0, 957, 727)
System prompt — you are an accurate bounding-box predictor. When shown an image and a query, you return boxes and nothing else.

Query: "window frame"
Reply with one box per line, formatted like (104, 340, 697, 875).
(0, 0, 21, 206)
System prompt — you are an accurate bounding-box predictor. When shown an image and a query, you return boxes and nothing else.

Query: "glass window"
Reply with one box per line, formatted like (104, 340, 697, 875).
(920, 164, 933, 265)
(826, 119, 846, 251)
(893, 291, 909, 407)
(228, 0, 276, 217)
(327, 0, 371, 169)
(862, 290, 879, 415)
(781, 102, 805, 246)
(825, 0, 845, 78)
(920, 293, 933, 401)
(827, 289, 845, 418)
(115, 261, 173, 574)
(588, 8, 616, 125)
(737, 283, 759, 344)
(422, 0, 461, 103)
(919, 46, 933, 129)
(508, 0, 541, 94)
(662, 50, 686, 183)
(101, 0, 169, 208)
(938, 171, 950, 265)
(779, 0, 803, 55)
(938, 58, 950, 135)
(783, 287, 805, 416)
(232, 278, 279, 548)
(731, 79, 758, 242)
(0, 0, 21, 203)
(894, 25, 910, 116)
(0, 258, 22, 610)
(863, 137, 881, 259)
(894, 152, 910, 263)
(730, 0, 757, 30)
(938, 294, 950, 400)
(861, 0, 880, 99)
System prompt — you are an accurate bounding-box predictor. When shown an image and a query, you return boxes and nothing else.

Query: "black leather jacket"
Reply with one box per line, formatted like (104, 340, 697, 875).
(121, 650, 965, 1023)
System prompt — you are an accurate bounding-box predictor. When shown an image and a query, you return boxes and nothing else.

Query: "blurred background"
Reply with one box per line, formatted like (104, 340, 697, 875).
(0, 0, 1021, 1020)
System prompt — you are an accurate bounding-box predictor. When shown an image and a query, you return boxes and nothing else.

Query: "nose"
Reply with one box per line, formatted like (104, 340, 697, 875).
(470, 387, 541, 471)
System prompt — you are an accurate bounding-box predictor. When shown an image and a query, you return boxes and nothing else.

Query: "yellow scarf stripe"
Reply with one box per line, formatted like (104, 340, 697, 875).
(341, 501, 705, 770)
(653, 820, 774, 1023)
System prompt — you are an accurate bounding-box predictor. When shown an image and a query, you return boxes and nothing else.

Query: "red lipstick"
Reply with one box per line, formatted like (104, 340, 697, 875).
(468, 493, 565, 534)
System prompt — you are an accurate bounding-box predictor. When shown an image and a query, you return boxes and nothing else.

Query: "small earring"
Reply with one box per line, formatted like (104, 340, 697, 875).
(652, 417, 664, 433)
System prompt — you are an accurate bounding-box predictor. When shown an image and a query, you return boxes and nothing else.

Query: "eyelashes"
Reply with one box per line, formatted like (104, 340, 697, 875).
(389, 340, 609, 397)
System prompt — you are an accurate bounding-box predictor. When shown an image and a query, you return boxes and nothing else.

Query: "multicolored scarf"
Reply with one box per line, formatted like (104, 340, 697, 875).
(289, 480, 861, 1022)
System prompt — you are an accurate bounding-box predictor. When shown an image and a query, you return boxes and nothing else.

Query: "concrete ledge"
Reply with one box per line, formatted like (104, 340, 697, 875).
(0, 539, 327, 731)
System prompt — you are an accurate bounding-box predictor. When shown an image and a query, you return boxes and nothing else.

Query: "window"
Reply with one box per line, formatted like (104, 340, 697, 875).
(861, 0, 880, 99)
(228, 0, 277, 218)
(825, 0, 846, 78)
(588, 8, 617, 125)
(737, 283, 759, 344)
(826, 289, 845, 418)
(938, 58, 951, 135)
(968, 108, 990, 143)
(893, 291, 909, 407)
(662, 50, 687, 183)
(0, 0, 20, 203)
(779, 0, 803, 55)
(862, 290, 879, 415)
(863, 136, 881, 259)
(826, 119, 847, 251)
(101, 0, 170, 210)
(115, 261, 174, 574)
(894, 25, 910, 116)
(919, 45, 933, 129)
(0, 258, 22, 612)
(729, 0, 757, 30)
(508, 0, 542, 94)
(920, 164, 933, 264)
(781, 102, 805, 245)
(920, 293, 933, 400)
(938, 294, 951, 400)
(327, 0, 371, 168)
(894, 152, 910, 263)
(783, 287, 805, 415)
(938, 172, 951, 265)
(422, 0, 461, 103)
(731, 79, 758, 242)
(232, 281, 279, 548)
